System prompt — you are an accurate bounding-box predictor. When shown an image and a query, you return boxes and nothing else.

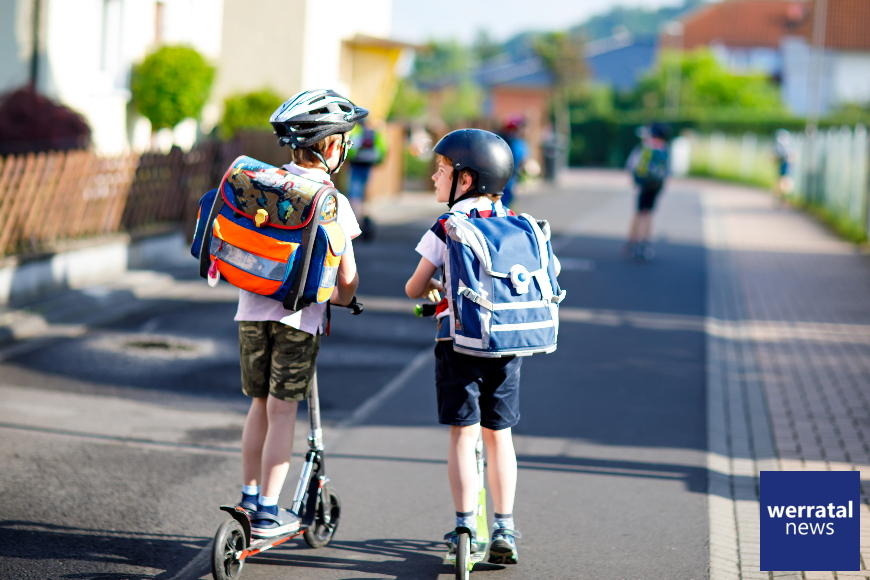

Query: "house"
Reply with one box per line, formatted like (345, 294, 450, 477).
(583, 30, 656, 92)
(0, 0, 412, 156)
(1, 0, 223, 153)
(673, 0, 870, 114)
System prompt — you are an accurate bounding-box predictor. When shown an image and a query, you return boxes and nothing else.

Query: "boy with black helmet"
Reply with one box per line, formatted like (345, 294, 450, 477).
(234, 89, 364, 538)
(405, 128, 524, 565)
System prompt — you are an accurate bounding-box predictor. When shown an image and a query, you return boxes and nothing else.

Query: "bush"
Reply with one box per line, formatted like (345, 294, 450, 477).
(131, 45, 214, 131)
(220, 89, 284, 139)
(0, 87, 91, 155)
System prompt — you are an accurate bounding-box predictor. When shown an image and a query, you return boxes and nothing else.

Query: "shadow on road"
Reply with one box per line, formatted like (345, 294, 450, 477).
(0, 520, 209, 579)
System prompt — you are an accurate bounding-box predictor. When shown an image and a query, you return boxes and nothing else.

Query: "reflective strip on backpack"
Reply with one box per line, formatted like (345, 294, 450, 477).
(491, 320, 557, 332)
(210, 236, 288, 281)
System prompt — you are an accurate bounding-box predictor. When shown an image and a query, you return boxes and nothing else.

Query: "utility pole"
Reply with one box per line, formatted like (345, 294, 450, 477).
(663, 21, 684, 120)
(806, 0, 828, 137)
(30, 0, 41, 90)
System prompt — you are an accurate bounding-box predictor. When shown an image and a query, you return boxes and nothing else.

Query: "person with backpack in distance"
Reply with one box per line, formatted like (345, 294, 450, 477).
(624, 122, 672, 260)
(232, 89, 364, 538)
(405, 129, 565, 566)
(346, 118, 387, 239)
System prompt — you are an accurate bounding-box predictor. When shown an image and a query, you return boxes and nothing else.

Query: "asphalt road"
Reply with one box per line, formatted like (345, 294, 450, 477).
(0, 171, 708, 579)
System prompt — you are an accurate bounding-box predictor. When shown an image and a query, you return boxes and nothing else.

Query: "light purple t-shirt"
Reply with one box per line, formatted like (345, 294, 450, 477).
(234, 162, 361, 335)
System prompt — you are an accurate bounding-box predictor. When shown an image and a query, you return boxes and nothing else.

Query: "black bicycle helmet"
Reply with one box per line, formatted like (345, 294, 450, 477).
(433, 129, 514, 206)
(270, 89, 368, 174)
(650, 122, 673, 141)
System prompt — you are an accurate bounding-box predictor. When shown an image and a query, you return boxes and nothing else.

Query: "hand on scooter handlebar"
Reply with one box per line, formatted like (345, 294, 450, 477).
(335, 296, 363, 315)
(414, 302, 437, 318)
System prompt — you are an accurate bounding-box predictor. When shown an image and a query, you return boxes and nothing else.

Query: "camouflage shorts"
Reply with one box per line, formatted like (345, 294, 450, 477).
(238, 321, 321, 401)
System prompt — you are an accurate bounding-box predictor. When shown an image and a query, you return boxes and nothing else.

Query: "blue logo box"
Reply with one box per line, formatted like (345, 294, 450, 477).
(761, 471, 859, 571)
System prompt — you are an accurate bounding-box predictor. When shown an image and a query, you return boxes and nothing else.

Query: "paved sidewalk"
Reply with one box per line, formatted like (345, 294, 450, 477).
(695, 177, 870, 580)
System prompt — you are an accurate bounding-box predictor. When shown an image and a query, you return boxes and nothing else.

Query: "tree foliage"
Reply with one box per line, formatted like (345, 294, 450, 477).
(631, 49, 785, 113)
(220, 88, 284, 138)
(131, 45, 215, 132)
(0, 87, 91, 154)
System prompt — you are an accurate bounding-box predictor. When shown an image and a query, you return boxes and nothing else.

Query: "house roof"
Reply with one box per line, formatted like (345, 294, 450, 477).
(675, 0, 870, 52)
(679, 0, 809, 50)
(792, 0, 870, 51)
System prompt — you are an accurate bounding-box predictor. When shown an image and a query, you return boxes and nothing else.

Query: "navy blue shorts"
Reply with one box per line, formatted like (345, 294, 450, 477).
(637, 184, 663, 211)
(434, 341, 522, 430)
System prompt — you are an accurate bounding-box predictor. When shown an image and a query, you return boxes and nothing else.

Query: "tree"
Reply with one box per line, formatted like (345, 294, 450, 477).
(131, 45, 215, 133)
(534, 32, 588, 167)
(220, 88, 284, 139)
(0, 87, 91, 155)
(632, 49, 784, 114)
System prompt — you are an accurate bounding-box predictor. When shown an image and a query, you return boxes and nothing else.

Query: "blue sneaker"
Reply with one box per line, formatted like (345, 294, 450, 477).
(444, 527, 479, 554)
(250, 508, 300, 538)
(488, 528, 520, 564)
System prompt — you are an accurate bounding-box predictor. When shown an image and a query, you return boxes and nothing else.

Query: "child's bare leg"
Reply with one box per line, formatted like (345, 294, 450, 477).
(242, 397, 268, 486)
(627, 212, 641, 243)
(481, 427, 517, 515)
(448, 424, 481, 513)
(260, 396, 299, 498)
(637, 210, 653, 242)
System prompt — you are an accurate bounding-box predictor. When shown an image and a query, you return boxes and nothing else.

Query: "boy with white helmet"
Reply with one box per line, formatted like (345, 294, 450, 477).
(235, 89, 364, 537)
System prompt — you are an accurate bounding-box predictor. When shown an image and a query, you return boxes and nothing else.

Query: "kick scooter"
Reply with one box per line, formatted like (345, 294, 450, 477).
(211, 300, 363, 580)
(416, 303, 490, 579)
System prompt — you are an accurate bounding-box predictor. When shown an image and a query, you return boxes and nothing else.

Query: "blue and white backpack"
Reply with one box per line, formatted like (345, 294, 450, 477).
(442, 204, 565, 357)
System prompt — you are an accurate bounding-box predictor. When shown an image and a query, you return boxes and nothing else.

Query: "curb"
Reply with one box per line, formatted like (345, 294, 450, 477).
(0, 230, 188, 307)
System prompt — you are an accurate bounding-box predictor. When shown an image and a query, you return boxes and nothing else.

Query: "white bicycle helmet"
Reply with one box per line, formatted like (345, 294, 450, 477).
(270, 89, 368, 149)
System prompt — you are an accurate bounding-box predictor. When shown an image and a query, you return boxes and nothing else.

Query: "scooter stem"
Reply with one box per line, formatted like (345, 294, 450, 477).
(308, 371, 324, 451)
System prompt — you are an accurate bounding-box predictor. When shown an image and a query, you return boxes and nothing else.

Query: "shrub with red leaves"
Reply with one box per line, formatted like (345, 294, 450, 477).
(0, 86, 91, 155)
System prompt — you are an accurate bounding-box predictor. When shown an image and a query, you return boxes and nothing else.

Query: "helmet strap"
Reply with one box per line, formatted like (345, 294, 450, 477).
(447, 171, 459, 207)
(311, 133, 348, 176)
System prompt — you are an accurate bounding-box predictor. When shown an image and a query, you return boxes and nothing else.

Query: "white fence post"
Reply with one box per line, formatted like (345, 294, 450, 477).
(739, 132, 757, 179)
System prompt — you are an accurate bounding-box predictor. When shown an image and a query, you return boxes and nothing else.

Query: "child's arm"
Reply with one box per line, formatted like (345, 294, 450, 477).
(331, 238, 359, 306)
(405, 256, 442, 301)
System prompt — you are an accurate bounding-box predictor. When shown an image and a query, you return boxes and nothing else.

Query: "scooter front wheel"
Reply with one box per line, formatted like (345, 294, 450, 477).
(211, 518, 245, 580)
(303, 486, 341, 548)
(455, 531, 471, 580)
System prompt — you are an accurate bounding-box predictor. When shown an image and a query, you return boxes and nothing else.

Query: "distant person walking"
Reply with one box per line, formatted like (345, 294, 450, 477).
(773, 129, 793, 204)
(346, 118, 387, 239)
(624, 122, 672, 261)
(498, 115, 529, 209)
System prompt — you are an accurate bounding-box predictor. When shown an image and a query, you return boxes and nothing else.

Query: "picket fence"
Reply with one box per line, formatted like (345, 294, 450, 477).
(0, 140, 243, 257)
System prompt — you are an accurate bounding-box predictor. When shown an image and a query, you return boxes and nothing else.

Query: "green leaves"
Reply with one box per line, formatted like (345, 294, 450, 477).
(131, 45, 215, 132)
(220, 89, 284, 139)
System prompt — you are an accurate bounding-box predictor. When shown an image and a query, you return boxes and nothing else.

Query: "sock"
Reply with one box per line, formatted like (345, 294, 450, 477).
(258, 494, 278, 516)
(455, 510, 477, 533)
(493, 512, 514, 532)
(241, 485, 259, 505)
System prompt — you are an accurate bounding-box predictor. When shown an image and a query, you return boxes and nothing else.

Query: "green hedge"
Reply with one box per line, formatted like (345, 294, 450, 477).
(569, 110, 870, 167)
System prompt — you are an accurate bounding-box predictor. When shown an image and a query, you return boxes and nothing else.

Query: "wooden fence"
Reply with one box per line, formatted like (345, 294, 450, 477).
(0, 140, 243, 257)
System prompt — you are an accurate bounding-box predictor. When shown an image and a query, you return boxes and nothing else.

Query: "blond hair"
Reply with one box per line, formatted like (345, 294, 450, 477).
(291, 133, 345, 167)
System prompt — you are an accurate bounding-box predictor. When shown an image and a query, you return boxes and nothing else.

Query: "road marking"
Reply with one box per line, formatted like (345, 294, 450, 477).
(336, 347, 433, 431)
(165, 539, 213, 580)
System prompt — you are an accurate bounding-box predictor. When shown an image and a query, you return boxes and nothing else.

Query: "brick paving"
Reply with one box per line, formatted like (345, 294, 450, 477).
(698, 179, 870, 580)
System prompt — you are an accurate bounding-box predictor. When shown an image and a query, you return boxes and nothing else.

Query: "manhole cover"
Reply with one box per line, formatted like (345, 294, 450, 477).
(87, 333, 215, 359)
(124, 339, 195, 352)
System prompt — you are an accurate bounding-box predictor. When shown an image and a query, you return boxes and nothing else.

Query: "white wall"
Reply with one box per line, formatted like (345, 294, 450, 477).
(832, 51, 870, 107)
(301, 0, 392, 95)
(0, 0, 34, 91)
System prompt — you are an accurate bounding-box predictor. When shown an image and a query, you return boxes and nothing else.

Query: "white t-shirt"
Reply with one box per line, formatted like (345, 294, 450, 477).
(234, 162, 361, 334)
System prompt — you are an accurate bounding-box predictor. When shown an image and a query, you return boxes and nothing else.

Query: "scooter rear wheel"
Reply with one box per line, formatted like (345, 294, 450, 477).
(211, 518, 245, 580)
(455, 531, 471, 580)
(303, 487, 341, 548)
